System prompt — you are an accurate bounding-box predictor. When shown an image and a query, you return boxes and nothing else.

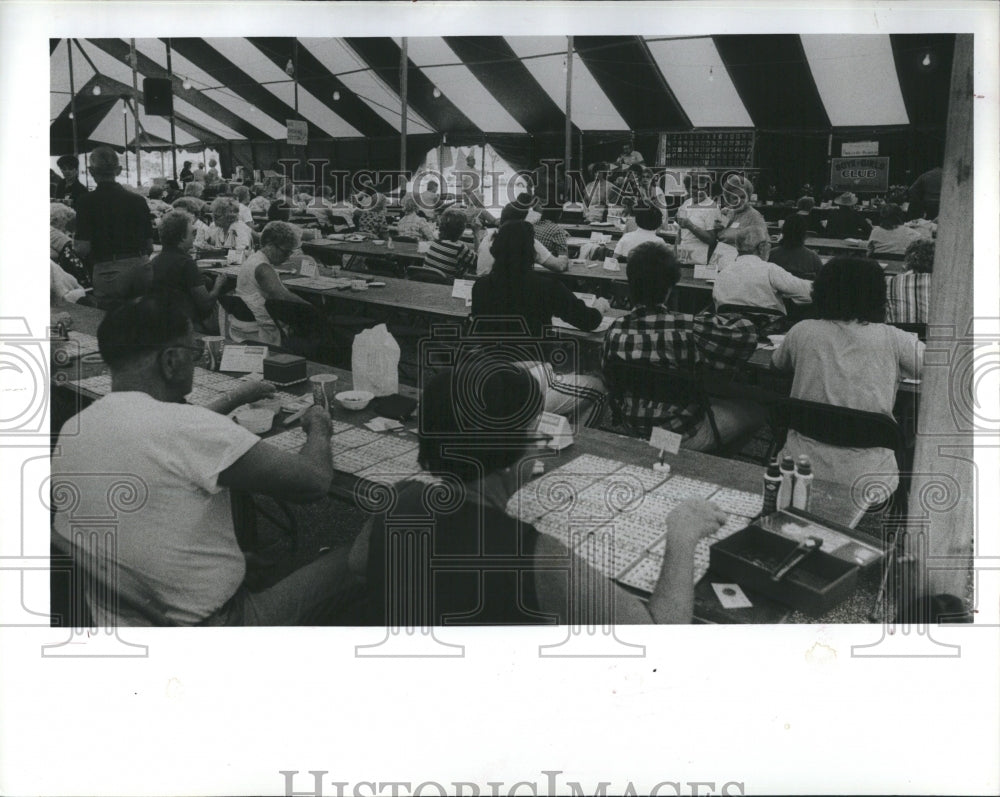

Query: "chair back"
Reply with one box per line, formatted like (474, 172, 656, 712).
(264, 298, 332, 358)
(891, 322, 927, 342)
(768, 397, 906, 467)
(217, 293, 257, 323)
(407, 264, 452, 285)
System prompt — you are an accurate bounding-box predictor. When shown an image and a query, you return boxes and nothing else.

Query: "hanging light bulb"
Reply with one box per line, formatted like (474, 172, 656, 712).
(333, 90, 341, 101)
(92, 84, 102, 96)
(432, 86, 442, 99)
(922, 53, 932, 67)
(708, 66, 715, 82)
(182, 77, 192, 90)
(68, 111, 74, 120)
(285, 58, 294, 76)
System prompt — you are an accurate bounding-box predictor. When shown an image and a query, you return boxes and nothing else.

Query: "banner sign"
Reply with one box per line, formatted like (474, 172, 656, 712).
(287, 119, 308, 146)
(830, 156, 889, 192)
(841, 141, 879, 157)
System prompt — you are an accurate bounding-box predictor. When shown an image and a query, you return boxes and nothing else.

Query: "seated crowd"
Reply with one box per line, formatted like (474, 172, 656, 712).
(50, 147, 934, 627)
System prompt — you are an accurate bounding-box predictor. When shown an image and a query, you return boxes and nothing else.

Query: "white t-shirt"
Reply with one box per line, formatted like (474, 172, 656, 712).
(52, 392, 260, 624)
(676, 197, 724, 264)
(772, 320, 924, 496)
(476, 229, 554, 276)
(712, 254, 813, 314)
(867, 224, 922, 255)
(195, 220, 253, 251)
(613, 228, 662, 258)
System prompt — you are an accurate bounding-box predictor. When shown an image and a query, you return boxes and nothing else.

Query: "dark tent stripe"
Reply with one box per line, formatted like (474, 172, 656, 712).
(167, 38, 327, 141)
(713, 35, 829, 131)
(246, 37, 397, 139)
(443, 37, 569, 133)
(50, 38, 61, 56)
(343, 37, 478, 134)
(85, 38, 272, 142)
(890, 34, 956, 130)
(574, 36, 689, 131)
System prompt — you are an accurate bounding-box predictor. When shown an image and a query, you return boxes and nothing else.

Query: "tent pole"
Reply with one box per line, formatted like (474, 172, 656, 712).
(293, 39, 299, 114)
(564, 36, 573, 198)
(165, 38, 178, 180)
(67, 39, 80, 163)
(400, 37, 408, 175)
(130, 39, 141, 186)
(122, 99, 129, 180)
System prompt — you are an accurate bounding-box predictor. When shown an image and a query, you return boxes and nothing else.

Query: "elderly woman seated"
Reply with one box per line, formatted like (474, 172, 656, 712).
(49, 203, 91, 290)
(150, 209, 225, 332)
(353, 191, 388, 238)
(886, 238, 934, 326)
(195, 196, 254, 254)
(247, 183, 272, 216)
(349, 363, 729, 625)
(232, 185, 254, 225)
(866, 203, 923, 256)
(145, 185, 173, 219)
(395, 194, 437, 241)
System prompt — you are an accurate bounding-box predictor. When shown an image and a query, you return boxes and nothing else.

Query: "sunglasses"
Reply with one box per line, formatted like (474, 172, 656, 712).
(161, 340, 206, 363)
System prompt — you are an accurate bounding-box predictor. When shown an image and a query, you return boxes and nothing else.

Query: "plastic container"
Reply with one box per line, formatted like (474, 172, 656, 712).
(792, 456, 814, 511)
(778, 456, 795, 509)
(762, 462, 782, 515)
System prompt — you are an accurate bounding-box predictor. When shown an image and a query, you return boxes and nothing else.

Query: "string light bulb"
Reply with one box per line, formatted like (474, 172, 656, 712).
(922, 53, 932, 67)
(92, 85, 101, 96)
(68, 111, 74, 119)
(182, 77, 192, 90)
(432, 86, 442, 98)
(285, 59, 294, 77)
(333, 90, 340, 101)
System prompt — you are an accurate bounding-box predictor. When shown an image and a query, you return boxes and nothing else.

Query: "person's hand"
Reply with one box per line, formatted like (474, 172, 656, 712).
(591, 297, 612, 315)
(300, 405, 332, 436)
(234, 379, 275, 405)
(675, 216, 691, 231)
(666, 499, 727, 549)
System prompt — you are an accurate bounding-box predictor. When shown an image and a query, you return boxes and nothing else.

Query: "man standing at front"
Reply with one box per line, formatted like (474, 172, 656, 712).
(73, 147, 154, 310)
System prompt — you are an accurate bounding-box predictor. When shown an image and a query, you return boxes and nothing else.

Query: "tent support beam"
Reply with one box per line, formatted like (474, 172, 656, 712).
(564, 36, 573, 197)
(130, 39, 141, 186)
(400, 37, 408, 174)
(67, 39, 80, 165)
(166, 38, 178, 180)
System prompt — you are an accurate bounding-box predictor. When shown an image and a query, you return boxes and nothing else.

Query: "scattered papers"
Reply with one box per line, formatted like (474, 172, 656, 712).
(219, 345, 268, 373)
(551, 316, 615, 333)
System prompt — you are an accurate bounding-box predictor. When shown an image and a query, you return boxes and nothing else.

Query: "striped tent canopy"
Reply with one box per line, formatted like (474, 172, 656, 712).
(50, 35, 954, 189)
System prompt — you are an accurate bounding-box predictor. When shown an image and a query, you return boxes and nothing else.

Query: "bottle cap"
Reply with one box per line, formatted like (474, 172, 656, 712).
(796, 455, 812, 475)
(781, 456, 795, 469)
(766, 463, 781, 477)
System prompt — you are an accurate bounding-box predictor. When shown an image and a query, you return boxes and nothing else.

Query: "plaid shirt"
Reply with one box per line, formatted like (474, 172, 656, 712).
(885, 271, 930, 325)
(533, 219, 568, 256)
(602, 305, 758, 435)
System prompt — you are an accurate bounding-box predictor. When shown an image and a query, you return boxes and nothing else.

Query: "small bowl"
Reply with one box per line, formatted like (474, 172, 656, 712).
(371, 239, 386, 246)
(335, 390, 374, 411)
(232, 407, 274, 434)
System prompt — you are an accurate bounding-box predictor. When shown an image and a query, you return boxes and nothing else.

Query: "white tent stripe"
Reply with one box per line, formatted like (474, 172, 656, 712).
(133, 39, 290, 139)
(396, 37, 525, 134)
(801, 35, 909, 127)
(50, 39, 96, 121)
(206, 38, 361, 138)
(506, 37, 628, 131)
(301, 38, 435, 134)
(87, 101, 198, 148)
(643, 37, 753, 128)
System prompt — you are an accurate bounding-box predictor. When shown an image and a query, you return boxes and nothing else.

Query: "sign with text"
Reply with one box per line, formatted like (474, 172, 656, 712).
(841, 140, 879, 157)
(830, 156, 889, 192)
(286, 119, 308, 146)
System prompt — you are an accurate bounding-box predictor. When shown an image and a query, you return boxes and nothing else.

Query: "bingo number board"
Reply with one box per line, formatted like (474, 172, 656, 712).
(657, 131, 756, 169)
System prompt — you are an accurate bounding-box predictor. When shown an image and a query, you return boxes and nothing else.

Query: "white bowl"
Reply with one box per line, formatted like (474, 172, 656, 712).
(335, 390, 374, 411)
(232, 407, 274, 434)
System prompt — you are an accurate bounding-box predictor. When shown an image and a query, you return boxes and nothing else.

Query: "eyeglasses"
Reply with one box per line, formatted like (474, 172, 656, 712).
(161, 340, 205, 363)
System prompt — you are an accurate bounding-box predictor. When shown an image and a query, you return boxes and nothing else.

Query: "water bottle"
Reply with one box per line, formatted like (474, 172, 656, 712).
(792, 456, 814, 511)
(777, 455, 795, 509)
(762, 461, 782, 515)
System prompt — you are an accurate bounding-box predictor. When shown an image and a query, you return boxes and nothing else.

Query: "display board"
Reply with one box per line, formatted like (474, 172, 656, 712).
(657, 130, 756, 169)
(830, 156, 890, 192)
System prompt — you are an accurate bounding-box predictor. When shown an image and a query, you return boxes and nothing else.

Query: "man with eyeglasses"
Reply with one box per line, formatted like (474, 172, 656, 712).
(51, 292, 363, 625)
(231, 220, 312, 347)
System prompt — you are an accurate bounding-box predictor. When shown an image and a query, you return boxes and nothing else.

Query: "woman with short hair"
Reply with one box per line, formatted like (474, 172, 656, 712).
(351, 365, 728, 625)
(772, 256, 924, 500)
(471, 221, 611, 427)
(150, 210, 224, 330)
(395, 195, 436, 241)
(232, 220, 310, 346)
(769, 213, 824, 278)
(867, 203, 923, 255)
(422, 207, 476, 278)
(49, 203, 91, 290)
(886, 239, 935, 325)
(195, 196, 253, 253)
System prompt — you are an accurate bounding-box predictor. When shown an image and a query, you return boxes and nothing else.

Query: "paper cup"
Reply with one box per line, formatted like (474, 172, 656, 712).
(202, 336, 224, 371)
(309, 373, 339, 411)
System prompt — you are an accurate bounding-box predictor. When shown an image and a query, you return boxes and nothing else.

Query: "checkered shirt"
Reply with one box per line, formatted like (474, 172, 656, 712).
(533, 219, 568, 257)
(602, 305, 759, 435)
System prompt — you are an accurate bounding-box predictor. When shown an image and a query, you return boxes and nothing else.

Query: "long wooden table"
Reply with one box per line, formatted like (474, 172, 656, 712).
(51, 302, 885, 624)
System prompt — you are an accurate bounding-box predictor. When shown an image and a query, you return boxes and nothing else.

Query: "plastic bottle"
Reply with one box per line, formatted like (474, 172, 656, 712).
(762, 461, 782, 515)
(792, 456, 814, 511)
(777, 455, 795, 509)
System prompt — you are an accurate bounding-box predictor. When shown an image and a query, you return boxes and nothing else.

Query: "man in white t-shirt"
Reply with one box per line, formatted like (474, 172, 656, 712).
(51, 293, 362, 626)
(614, 204, 664, 258)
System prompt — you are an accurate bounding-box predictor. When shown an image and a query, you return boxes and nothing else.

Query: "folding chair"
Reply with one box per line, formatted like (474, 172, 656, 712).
(264, 298, 374, 367)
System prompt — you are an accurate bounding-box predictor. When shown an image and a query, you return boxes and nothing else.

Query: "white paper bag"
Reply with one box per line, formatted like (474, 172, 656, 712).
(351, 324, 400, 397)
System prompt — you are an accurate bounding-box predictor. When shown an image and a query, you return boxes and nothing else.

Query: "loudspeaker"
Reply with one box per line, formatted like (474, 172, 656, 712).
(143, 77, 173, 116)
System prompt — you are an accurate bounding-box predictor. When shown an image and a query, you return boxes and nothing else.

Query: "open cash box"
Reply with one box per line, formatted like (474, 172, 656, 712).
(706, 508, 885, 616)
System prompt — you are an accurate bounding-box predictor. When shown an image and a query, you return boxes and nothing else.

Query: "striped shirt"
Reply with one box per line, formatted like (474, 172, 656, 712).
(424, 239, 476, 279)
(602, 306, 758, 435)
(396, 213, 436, 242)
(885, 271, 930, 325)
